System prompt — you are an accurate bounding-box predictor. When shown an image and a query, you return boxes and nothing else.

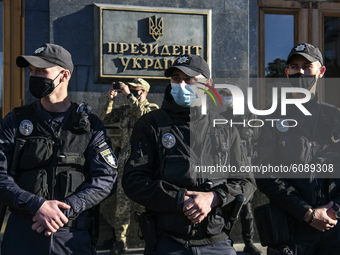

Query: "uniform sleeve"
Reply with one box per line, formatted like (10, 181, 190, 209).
(211, 126, 257, 207)
(127, 96, 159, 118)
(0, 112, 46, 215)
(253, 124, 311, 220)
(64, 114, 118, 217)
(122, 114, 184, 213)
(100, 99, 114, 124)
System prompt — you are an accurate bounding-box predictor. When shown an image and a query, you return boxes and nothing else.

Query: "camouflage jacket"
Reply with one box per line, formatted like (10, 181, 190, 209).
(101, 94, 159, 154)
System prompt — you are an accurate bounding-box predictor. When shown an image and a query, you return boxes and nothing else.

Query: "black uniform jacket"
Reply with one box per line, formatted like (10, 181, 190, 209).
(123, 85, 256, 241)
(254, 95, 340, 221)
(0, 101, 117, 218)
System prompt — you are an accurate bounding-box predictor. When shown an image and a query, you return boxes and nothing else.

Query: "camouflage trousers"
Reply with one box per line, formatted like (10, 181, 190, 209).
(100, 160, 144, 247)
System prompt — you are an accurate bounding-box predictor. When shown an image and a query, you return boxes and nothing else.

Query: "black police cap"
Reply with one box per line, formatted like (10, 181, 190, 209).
(16, 43, 74, 74)
(164, 54, 210, 79)
(287, 43, 323, 66)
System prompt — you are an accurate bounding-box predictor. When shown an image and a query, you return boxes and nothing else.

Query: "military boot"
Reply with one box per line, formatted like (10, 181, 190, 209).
(110, 239, 127, 255)
(244, 243, 261, 255)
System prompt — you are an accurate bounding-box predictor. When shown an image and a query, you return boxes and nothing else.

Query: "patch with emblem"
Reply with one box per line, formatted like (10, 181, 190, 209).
(295, 44, 306, 51)
(177, 56, 190, 64)
(124, 143, 132, 165)
(276, 119, 289, 132)
(100, 148, 118, 168)
(34, 46, 46, 54)
(221, 142, 228, 150)
(19, 120, 34, 136)
(331, 136, 340, 143)
(162, 133, 176, 149)
(252, 121, 262, 139)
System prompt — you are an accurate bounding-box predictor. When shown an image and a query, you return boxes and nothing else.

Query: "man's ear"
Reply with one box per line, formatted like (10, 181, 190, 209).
(61, 69, 71, 82)
(319, 66, 326, 78)
(285, 68, 289, 78)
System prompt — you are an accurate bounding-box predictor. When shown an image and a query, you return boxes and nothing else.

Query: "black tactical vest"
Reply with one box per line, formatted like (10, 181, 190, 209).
(11, 102, 93, 201)
(150, 108, 230, 189)
(148, 109, 232, 243)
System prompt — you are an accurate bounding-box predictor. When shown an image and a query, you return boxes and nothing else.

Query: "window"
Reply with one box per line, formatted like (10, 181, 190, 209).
(258, 4, 299, 109)
(324, 16, 340, 78)
(265, 14, 294, 78)
(323, 15, 340, 107)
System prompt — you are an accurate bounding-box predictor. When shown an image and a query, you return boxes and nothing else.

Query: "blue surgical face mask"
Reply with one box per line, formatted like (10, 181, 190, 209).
(223, 96, 233, 107)
(170, 83, 200, 107)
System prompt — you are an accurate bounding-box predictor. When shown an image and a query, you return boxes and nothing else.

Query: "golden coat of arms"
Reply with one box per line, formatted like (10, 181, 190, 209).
(149, 15, 163, 41)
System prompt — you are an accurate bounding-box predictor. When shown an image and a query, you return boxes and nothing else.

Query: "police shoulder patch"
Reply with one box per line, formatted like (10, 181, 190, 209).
(100, 148, 118, 168)
(252, 121, 262, 140)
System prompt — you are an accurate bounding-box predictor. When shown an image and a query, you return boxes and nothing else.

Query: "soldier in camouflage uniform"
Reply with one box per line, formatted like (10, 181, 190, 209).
(100, 78, 159, 255)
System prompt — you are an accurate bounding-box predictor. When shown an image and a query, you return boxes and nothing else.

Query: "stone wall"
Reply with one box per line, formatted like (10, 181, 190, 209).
(24, 0, 258, 113)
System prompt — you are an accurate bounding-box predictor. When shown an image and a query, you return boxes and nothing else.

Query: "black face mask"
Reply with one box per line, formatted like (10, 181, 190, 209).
(130, 89, 141, 99)
(29, 72, 62, 99)
(288, 73, 317, 91)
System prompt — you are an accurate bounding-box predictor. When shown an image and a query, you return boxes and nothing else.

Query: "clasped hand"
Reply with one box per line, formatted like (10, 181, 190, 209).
(182, 190, 221, 224)
(31, 200, 70, 236)
(309, 201, 338, 232)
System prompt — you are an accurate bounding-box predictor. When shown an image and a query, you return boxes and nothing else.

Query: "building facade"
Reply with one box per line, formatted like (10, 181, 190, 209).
(2, 0, 340, 248)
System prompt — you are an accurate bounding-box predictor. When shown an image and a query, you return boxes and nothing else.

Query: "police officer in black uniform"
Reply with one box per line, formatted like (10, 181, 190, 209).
(122, 54, 256, 255)
(254, 43, 340, 254)
(219, 89, 261, 255)
(0, 43, 117, 255)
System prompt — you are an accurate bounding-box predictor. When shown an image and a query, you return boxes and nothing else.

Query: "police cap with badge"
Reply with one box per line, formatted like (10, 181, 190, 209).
(164, 54, 210, 79)
(15, 44, 74, 136)
(286, 43, 323, 66)
(16, 43, 74, 74)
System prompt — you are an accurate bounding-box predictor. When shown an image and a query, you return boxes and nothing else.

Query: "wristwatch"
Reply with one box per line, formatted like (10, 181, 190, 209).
(332, 203, 340, 219)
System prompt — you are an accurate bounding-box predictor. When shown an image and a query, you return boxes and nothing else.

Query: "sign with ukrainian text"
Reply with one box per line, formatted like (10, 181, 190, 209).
(94, 4, 211, 83)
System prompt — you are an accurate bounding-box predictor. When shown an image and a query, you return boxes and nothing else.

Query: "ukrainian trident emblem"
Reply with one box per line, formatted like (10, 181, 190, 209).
(149, 15, 163, 41)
